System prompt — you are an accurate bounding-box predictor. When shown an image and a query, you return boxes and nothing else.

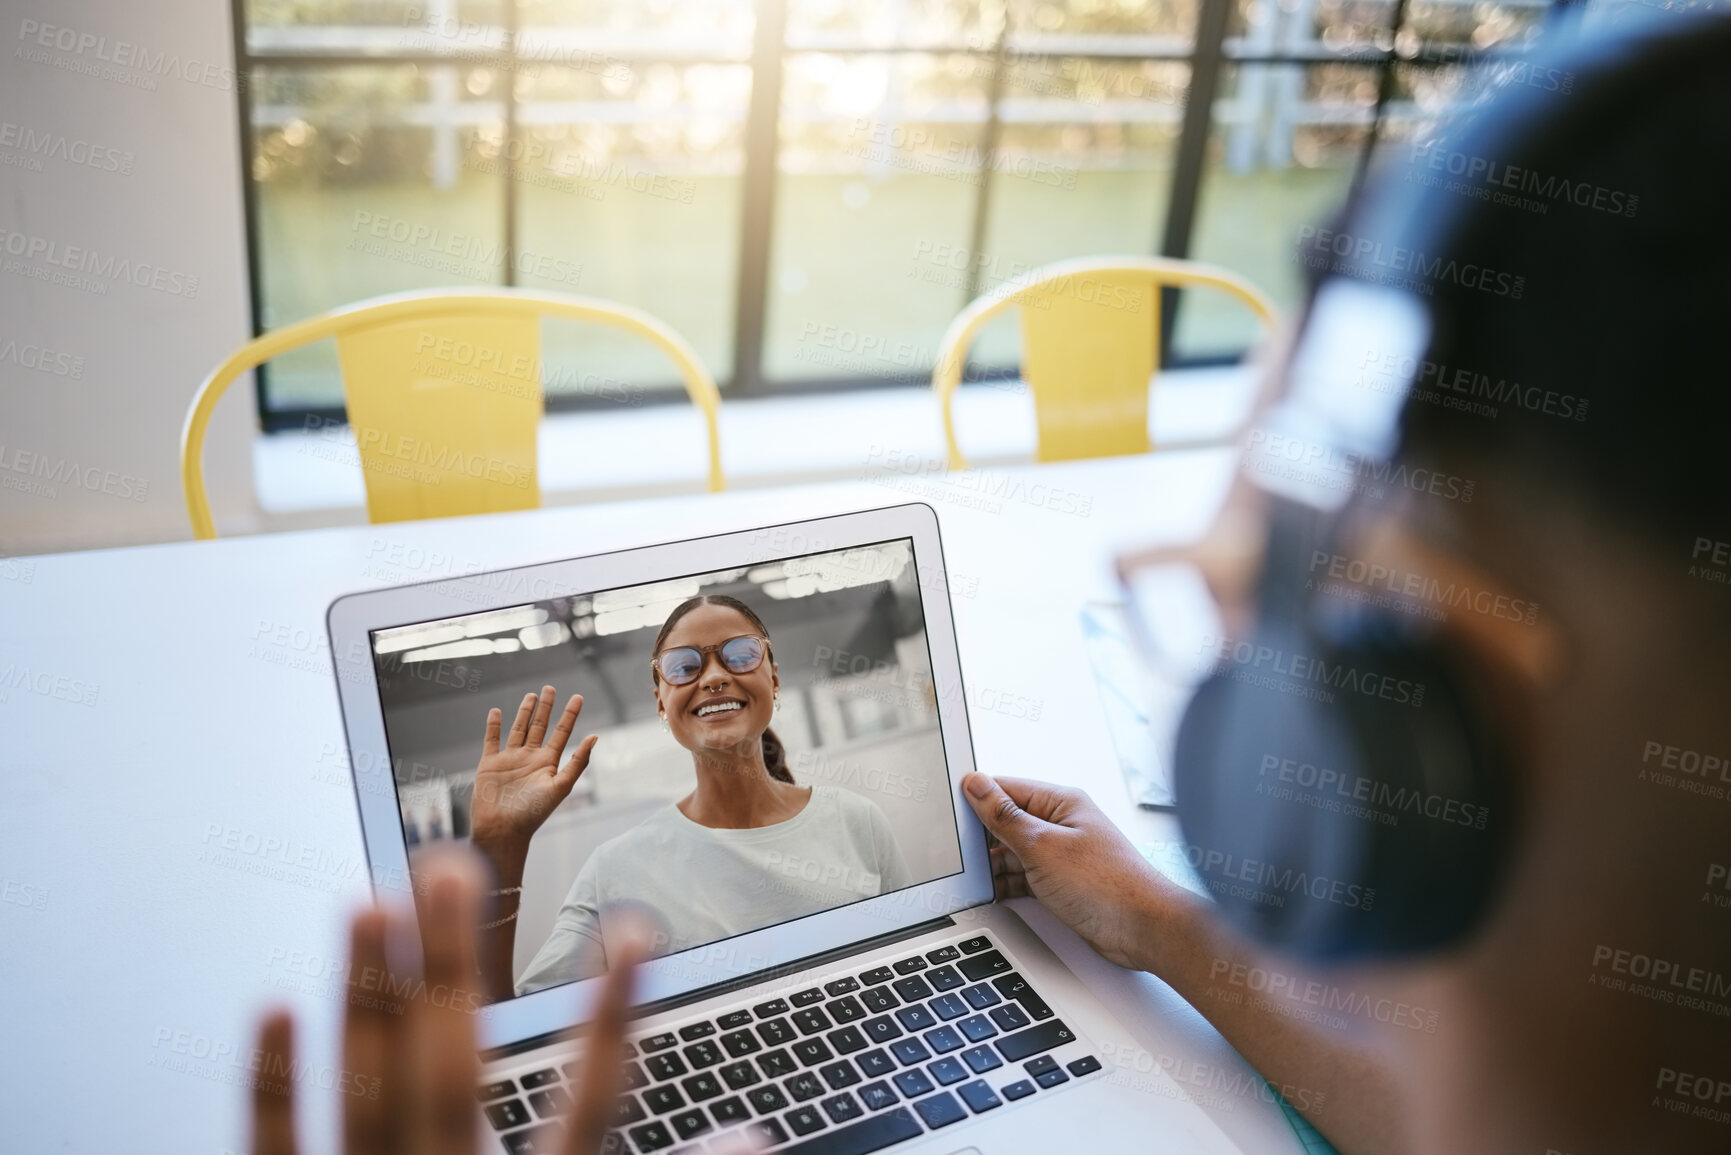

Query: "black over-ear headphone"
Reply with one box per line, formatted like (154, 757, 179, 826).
(1164, 20, 1707, 962)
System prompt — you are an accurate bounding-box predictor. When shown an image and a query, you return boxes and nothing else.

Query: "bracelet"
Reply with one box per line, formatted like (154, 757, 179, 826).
(479, 910, 519, 930)
(488, 886, 523, 896)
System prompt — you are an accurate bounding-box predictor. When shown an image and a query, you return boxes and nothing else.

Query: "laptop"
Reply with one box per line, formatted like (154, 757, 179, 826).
(328, 503, 1240, 1155)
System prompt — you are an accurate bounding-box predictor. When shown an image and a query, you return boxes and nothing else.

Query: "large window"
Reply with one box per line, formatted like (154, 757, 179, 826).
(236, 0, 1556, 427)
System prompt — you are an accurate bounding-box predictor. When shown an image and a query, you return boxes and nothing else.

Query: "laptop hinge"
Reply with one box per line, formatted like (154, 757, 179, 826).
(481, 914, 958, 1063)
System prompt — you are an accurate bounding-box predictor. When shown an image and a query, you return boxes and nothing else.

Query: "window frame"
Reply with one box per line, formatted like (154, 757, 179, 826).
(231, 0, 1559, 432)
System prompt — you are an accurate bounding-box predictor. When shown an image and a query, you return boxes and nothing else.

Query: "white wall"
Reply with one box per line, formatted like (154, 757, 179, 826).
(1, 0, 259, 556)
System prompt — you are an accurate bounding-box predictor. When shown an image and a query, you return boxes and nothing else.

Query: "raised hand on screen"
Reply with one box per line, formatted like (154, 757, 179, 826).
(469, 686, 598, 854)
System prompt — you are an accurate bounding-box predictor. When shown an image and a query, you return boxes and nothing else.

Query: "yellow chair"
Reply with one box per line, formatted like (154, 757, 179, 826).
(931, 256, 1278, 468)
(181, 287, 724, 539)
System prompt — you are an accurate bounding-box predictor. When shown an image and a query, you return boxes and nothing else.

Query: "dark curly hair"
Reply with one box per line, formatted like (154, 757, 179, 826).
(651, 594, 792, 784)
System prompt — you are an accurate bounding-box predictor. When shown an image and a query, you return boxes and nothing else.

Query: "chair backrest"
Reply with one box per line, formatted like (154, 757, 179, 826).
(181, 288, 724, 538)
(931, 256, 1279, 468)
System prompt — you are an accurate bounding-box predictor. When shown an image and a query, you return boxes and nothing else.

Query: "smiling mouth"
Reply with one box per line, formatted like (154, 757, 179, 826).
(694, 700, 745, 718)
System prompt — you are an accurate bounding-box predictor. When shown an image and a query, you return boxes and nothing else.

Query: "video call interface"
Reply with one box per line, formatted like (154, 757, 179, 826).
(367, 539, 965, 1002)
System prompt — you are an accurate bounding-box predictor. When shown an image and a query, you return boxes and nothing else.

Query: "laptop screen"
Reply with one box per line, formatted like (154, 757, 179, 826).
(366, 537, 966, 1003)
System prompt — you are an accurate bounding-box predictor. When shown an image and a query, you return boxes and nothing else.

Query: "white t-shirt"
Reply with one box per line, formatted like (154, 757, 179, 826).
(515, 784, 915, 995)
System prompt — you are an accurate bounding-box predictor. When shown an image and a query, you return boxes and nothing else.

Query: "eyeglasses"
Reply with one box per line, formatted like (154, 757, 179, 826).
(652, 635, 770, 686)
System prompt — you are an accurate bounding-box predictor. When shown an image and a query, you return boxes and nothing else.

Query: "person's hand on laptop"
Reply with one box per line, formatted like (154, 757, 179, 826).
(248, 852, 656, 1155)
(959, 772, 1178, 973)
(470, 686, 599, 856)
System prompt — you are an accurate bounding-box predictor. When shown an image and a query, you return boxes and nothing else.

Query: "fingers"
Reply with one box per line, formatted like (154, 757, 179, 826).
(546, 694, 584, 761)
(407, 855, 484, 1155)
(482, 707, 503, 757)
(556, 734, 600, 796)
(990, 775, 1086, 824)
(989, 846, 1031, 902)
(251, 1011, 298, 1155)
(564, 926, 650, 1155)
(961, 772, 1051, 856)
(506, 692, 537, 748)
(342, 908, 401, 1155)
(525, 685, 556, 747)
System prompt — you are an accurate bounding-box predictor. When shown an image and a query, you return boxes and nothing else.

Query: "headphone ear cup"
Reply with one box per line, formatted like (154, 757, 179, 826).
(1173, 615, 1517, 962)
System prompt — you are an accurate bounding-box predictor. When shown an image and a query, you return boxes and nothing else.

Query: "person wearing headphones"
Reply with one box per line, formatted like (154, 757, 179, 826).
(248, 15, 1731, 1155)
(961, 18, 1731, 1154)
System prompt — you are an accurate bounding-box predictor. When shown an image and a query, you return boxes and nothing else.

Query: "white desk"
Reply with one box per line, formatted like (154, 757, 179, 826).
(0, 451, 1304, 1155)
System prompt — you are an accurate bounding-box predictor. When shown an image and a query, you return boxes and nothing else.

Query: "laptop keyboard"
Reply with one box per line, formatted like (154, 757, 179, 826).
(481, 932, 1103, 1154)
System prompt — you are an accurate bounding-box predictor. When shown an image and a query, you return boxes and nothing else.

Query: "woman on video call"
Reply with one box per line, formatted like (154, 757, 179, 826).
(469, 593, 913, 999)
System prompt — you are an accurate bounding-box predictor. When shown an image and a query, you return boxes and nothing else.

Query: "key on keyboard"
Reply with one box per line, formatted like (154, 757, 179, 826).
(792, 1007, 833, 1034)
(958, 951, 1012, 981)
(786, 1105, 827, 1136)
(682, 1041, 722, 1069)
(484, 1100, 531, 1131)
(822, 1090, 864, 1123)
(820, 1059, 862, 1089)
(717, 1062, 758, 1091)
(502, 1122, 559, 1154)
(957, 1014, 997, 1042)
(777, 1107, 921, 1155)
(646, 1053, 687, 1080)
(928, 1058, 967, 1086)
(959, 983, 1000, 1011)
(861, 1016, 901, 1044)
(957, 1080, 1002, 1113)
(683, 1071, 725, 1099)
(758, 1049, 797, 1078)
(627, 1120, 674, 1151)
(721, 1029, 761, 1057)
(856, 1049, 894, 1078)
(792, 1038, 834, 1066)
(827, 1026, 867, 1054)
(859, 987, 897, 1013)
(913, 1091, 968, 1129)
(643, 1085, 684, 1114)
(891, 1069, 933, 1098)
(758, 1017, 795, 1045)
(996, 1020, 1075, 1063)
(787, 1072, 826, 1102)
(926, 965, 965, 992)
(669, 1108, 710, 1140)
(528, 1087, 571, 1119)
